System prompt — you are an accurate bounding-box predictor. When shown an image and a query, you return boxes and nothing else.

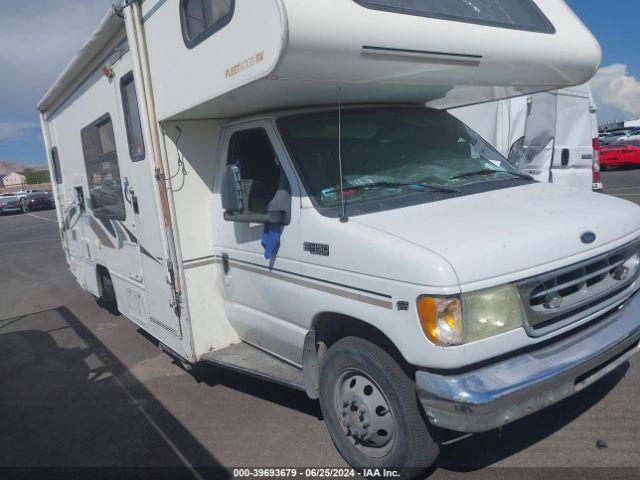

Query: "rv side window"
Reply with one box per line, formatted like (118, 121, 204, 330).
(120, 72, 146, 162)
(353, 0, 555, 33)
(51, 147, 62, 184)
(180, 0, 235, 48)
(80, 115, 126, 221)
(227, 129, 282, 216)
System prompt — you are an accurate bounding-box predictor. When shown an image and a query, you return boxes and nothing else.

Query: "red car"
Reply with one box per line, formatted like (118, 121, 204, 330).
(600, 140, 640, 169)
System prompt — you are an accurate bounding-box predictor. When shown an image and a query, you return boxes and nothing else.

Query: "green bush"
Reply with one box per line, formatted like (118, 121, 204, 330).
(23, 168, 51, 185)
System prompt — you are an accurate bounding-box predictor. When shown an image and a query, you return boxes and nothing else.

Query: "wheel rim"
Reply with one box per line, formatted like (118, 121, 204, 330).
(333, 369, 396, 458)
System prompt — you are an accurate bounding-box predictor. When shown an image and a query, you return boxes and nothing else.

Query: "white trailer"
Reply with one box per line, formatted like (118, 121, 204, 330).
(450, 83, 603, 191)
(39, 1, 640, 476)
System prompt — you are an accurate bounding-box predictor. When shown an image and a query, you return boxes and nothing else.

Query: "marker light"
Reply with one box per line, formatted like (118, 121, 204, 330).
(417, 296, 463, 346)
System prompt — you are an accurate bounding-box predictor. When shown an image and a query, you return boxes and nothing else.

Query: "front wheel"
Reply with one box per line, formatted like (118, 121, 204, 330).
(319, 337, 439, 479)
(99, 270, 119, 314)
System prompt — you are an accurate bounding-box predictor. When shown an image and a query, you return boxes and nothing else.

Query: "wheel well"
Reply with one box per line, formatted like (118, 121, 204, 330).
(312, 312, 413, 375)
(95, 264, 109, 297)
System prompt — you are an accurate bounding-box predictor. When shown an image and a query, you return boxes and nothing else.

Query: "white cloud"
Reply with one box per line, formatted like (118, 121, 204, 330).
(591, 64, 640, 123)
(0, 122, 40, 142)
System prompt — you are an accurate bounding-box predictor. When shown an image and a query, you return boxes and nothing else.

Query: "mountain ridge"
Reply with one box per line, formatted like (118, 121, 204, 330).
(0, 161, 47, 175)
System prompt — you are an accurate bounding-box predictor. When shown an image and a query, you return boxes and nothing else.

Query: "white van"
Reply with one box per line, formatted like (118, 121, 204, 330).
(451, 83, 603, 191)
(39, 0, 640, 476)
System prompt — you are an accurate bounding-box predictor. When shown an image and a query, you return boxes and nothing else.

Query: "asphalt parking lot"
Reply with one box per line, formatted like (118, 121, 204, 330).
(600, 168, 640, 206)
(1, 172, 639, 479)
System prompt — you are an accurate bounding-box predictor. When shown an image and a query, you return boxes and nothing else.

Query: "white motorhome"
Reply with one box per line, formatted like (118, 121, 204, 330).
(451, 83, 603, 191)
(39, 0, 640, 476)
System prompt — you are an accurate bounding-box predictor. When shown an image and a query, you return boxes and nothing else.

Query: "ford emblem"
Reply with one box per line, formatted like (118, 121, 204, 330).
(581, 231, 597, 244)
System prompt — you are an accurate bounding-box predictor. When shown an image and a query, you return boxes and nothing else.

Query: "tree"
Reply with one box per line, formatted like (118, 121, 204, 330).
(23, 168, 51, 185)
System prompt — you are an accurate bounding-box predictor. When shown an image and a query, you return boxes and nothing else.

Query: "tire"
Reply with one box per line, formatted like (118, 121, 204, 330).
(319, 337, 439, 479)
(99, 270, 119, 314)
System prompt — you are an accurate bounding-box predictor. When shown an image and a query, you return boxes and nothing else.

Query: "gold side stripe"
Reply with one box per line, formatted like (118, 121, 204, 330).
(184, 258, 220, 270)
(230, 261, 393, 310)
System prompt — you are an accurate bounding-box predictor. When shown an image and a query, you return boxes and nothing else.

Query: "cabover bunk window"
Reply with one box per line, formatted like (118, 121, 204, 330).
(80, 114, 126, 221)
(180, 0, 235, 48)
(353, 0, 555, 34)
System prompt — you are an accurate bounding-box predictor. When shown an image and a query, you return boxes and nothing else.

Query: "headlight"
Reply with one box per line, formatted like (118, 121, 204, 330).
(462, 284, 524, 343)
(417, 284, 524, 346)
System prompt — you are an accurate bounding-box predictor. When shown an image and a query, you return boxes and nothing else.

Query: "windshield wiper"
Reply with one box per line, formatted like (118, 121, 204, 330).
(451, 168, 534, 181)
(341, 181, 460, 194)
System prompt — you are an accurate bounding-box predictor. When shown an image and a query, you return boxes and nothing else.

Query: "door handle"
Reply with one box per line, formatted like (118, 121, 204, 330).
(221, 253, 230, 275)
(131, 191, 139, 214)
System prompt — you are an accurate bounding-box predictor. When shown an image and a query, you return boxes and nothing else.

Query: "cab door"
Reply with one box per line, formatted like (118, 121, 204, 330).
(213, 121, 304, 365)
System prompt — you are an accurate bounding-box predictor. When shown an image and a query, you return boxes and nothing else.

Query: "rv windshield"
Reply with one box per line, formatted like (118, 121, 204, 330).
(278, 107, 531, 216)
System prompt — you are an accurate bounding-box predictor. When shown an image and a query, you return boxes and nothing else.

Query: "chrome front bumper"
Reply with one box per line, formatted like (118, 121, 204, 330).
(416, 291, 640, 433)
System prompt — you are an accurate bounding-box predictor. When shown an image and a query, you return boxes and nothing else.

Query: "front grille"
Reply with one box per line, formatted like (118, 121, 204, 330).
(518, 242, 640, 337)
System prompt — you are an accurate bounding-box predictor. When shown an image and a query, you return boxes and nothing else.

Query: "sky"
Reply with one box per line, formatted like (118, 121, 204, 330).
(1, 0, 639, 168)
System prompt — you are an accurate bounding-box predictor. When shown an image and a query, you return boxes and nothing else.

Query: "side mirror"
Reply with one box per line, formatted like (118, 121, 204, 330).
(221, 164, 244, 213)
(507, 137, 526, 168)
(74, 186, 87, 212)
(222, 165, 292, 225)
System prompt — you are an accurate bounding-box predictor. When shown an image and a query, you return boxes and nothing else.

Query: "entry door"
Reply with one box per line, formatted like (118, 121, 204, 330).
(113, 56, 182, 336)
(213, 121, 304, 365)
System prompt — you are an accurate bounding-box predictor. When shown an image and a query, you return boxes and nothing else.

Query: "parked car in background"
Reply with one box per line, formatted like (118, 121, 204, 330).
(21, 192, 54, 212)
(600, 129, 640, 145)
(620, 132, 640, 143)
(14, 189, 45, 199)
(14, 189, 46, 208)
(0, 195, 22, 215)
(600, 140, 640, 169)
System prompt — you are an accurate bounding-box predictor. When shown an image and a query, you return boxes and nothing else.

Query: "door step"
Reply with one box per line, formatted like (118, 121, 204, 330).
(201, 343, 305, 391)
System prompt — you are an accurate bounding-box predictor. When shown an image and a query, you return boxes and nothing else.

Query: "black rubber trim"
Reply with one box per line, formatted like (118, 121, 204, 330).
(362, 45, 482, 60)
